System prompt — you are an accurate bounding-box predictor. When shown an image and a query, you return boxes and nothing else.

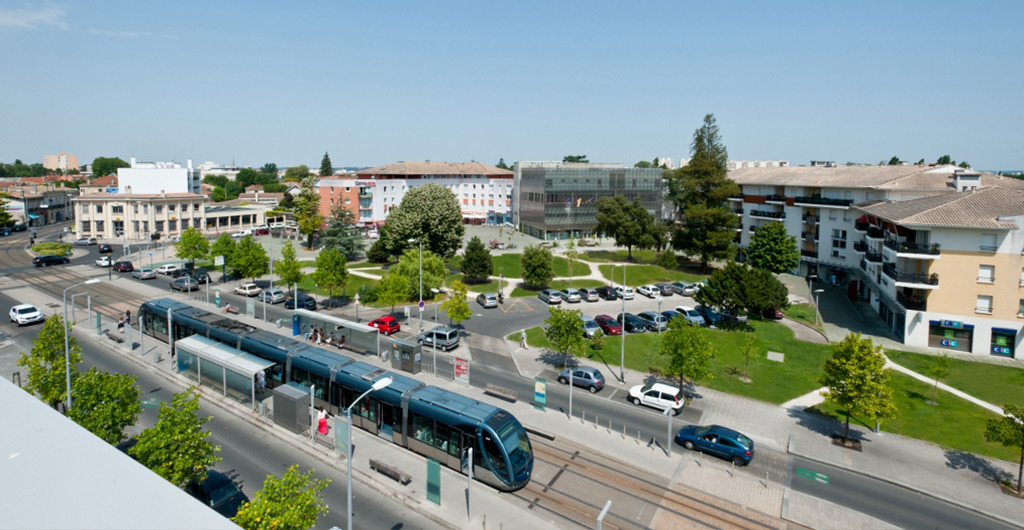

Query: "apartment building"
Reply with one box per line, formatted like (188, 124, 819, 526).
(42, 152, 80, 173)
(72, 193, 267, 241)
(118, 157, 201, 195)
(315, 178, 375, 225)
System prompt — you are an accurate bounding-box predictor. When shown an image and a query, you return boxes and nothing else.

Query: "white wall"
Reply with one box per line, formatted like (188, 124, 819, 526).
(118, 167, 199, 195)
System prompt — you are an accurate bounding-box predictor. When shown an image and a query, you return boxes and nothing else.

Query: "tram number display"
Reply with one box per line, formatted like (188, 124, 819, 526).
(454, 357, 469, 384)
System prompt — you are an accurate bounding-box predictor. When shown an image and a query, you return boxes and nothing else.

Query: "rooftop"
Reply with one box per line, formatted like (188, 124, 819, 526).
(729, 164, 1024, 191)
(72, 193, 204, 200)
(855, 186, 1024, 229)
(357, 161, 513, 177)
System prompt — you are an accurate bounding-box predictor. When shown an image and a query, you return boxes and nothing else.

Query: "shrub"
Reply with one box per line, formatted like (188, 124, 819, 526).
(657, 251, 678, 270)
(357, 283, 379, 303)
(366, 239, 390, 263)
(32, 242, 72, 256)
(590, 329, 605, 350)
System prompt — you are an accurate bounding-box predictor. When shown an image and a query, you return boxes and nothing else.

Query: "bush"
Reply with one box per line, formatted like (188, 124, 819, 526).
(657, 251, 677, 270)
(590, 329, 605, 350)
(357, 283, 379, 303)
(366, 239, 390, 263)
(32, 242, 72, 256)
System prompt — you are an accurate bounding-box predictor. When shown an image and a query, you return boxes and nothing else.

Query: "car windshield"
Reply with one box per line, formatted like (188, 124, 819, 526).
(686, 310, 701, 317)
(640, 384, 653, 393)
(584, 321, 599, 329)
(17, 307, 35, 314)
(207, 481, 241, 506)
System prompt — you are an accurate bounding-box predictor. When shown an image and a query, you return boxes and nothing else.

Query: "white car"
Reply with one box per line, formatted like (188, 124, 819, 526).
(674, 305, 706, 326)
(9, 304, 44, 326)
(231, 229, 252, 239)
(628, 383, 685, 415)
(235, 283, 262, 297)
(155, 264, 179, 275)
(95, 256, 112, 267)
(637, 285, 659, 298)
(615, 286, 635, 300)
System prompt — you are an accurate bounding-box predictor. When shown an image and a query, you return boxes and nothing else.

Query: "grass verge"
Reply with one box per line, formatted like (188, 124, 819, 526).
(784, 304, 820, 330)
(885, 350, 1024, 409)
(32, 242, 72, 256)
(598, 264, 706, 285)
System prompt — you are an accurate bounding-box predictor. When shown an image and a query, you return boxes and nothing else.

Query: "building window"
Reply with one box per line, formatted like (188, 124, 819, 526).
(112, 205, 123, 214)
(133, 221, 139, 232)
(978, 265, 995, 284)
(143, 221, 148, 232)
(181, 203, 188, 211)
(832, 229, 847, 249)
(976, 295, 993, 314)
(133, 204, 138, 214)
(981, 233, 997, 252)
(181, 219, 189, 230)
(992, 328, 1016, 357)
(155, 221, 164, 232)
(95, 220, 103, 232)
(143, 204, 148, 214)
(168, 220, 177, 231)
(168, 204, 175, 212)
(156, 205, 163, 214)
(928, 320, 973, 352)
(95, 205, 103, 214)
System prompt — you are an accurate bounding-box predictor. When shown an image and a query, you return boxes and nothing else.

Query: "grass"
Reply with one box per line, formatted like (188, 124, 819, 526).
(32, 242, 72, 256)
(885, 349, 1024, 409)
(509, 279, 606, 297)
(451, 253, 591, 279)
(807, 371, 1016, 462)
(598, 264, 707, 285)
(448, 273, 500, 292)
(582, 249, 662, 264)
(784, 303, 820, 330)
(297, 275, 379, 302)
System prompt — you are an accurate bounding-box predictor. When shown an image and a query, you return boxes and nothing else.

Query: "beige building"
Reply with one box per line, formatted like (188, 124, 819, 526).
(42, 152, 80, 173)
(73, 193, 268, 241)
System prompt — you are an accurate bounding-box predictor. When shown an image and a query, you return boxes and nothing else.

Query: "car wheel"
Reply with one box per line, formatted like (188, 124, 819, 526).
(558, 377, 568, 385)
(732, 456, 745, 466)
(630, 397, 640, 405)
(683, 440, 695, 450)
(417, 339, 424, 345)
(588, 385, 598, 393)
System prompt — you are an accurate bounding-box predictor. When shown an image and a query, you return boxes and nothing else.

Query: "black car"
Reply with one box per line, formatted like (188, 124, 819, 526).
(186, 470, 249, 518)
(616, 312, 648, 333)
(285, 293, 317, 310)
(190, 271, 211, 284)
(33, 254, 69, 267)
(596, 286, 619, 300)
(112, 260, 134, 272)
(695, 305, 725, 326)
(98, 244, 112, 254)
(169, 268, 192, 279)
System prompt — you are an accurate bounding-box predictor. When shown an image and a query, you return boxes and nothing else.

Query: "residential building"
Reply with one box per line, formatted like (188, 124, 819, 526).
(6, 188, 76, 227)
(72, 193, 267, 241)
(117, 157, 201, 195)
(78, 174, 118, 195)
(679, 158, 789, 171)
(42, 152, 80, 173)
(198, 161, 242, 180)
(513, 161, 664, 240)
(315, 178, 374, 225)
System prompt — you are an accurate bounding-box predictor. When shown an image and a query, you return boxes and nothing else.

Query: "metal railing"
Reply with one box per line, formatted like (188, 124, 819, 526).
(882, 263, 939, 285)
(853, 241, 868, 252)
(765, 194, 787, 202)
(854, 221, 869, 232)
(800, 249, 817, 258)
(896, 292, 926, 310)
(865, 251, 884, 263)
(883, 237, 940, 255)
(794, 196, 853, 207)
(803, 215, 819, 224)
(748, 210, 786, 219)
(865, 227, 886, 239)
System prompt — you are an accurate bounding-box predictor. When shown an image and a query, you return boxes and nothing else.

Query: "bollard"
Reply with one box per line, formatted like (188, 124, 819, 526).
(582, 410, 585, 424)
(12, 372, 21, 387)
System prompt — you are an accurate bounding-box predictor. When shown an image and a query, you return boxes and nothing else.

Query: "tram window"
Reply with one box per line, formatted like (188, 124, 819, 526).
(482, 432, 507, 473)
(435, 424, 460, 456)
(291, 369, 325, 399)
(412, 413, 434, 445)
(358, 398, 376, 421)
(329, 385, 342, 408)
(267, 364, 284, 383)
(150, 318, 167, 336)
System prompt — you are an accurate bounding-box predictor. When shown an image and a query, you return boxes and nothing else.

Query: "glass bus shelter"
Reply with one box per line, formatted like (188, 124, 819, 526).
(175, 335, 276, 411)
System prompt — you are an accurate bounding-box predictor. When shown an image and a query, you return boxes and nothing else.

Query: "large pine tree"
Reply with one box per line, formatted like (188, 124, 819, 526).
(319, 152, 333, 177)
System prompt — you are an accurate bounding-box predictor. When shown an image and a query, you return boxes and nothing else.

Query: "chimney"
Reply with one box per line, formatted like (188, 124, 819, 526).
(187, 159, 193, 169)
(130, 157, 136, 167)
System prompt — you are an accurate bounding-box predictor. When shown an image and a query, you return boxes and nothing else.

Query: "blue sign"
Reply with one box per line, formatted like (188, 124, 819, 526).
(418, 301, 425, 309)
(941, 339, 959, 348)
(993, 346, 1011, 355)
(941, 320, 963, 329)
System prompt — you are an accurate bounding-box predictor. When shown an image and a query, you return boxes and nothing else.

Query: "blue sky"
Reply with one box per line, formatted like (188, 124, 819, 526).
(2, 1, 1022, 170)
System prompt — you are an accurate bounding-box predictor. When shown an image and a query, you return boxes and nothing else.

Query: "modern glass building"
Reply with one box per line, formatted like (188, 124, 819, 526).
(513, 162, 665, 240)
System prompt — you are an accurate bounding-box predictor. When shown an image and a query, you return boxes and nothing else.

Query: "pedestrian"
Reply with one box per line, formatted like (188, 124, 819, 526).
(339, 334, 345, 349)
(170, 344, 176, 371)
(117, 315, 126, 332)
(315, 329, 323, 345)
(255, 370, 265, 392)
(317, 406, 329, 435)
(831, 273, 837, 286)
(520, 329, 528, 349)
(124, 310, 131, 328)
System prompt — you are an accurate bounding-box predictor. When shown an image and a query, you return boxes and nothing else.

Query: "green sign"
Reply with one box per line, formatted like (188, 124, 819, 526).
(795, 466, 830, 485)
(426, 458, 441, 505)
(534, 377, 546, 411)
(334, 417, 347, 453)
(96, 312, 102, 335)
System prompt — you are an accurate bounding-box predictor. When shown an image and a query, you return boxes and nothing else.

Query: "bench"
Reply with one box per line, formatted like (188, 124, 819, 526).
(485, 383, 518, 402)
(369, 458, 411, 485)
(105, 331, 124, 344)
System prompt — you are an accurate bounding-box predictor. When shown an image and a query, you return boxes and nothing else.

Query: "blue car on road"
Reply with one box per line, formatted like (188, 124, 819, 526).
(674, 424, 754, 466)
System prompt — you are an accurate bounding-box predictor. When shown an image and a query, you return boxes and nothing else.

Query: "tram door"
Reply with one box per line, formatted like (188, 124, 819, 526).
(378, 402, 396, 442)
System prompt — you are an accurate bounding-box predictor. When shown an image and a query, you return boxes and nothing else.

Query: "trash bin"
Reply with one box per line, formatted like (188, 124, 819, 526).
(154, 350, 162, 363)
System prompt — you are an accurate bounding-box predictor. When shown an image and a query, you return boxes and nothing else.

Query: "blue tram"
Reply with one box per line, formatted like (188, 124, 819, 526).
(138, 299, 532, 491)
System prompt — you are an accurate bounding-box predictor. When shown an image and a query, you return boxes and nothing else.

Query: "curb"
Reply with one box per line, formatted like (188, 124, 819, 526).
(780, 317, 829, 344)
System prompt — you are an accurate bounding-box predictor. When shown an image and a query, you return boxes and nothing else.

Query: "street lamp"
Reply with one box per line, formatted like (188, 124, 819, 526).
(619, 264, 626, 383)
(656, 295, 663, 335)
(813, 288, 825, 325)
(63, 278, 101, 411)
(430, 287, 440, 376)
(408, 238, 423, 331)
(346, 376, 393, 530)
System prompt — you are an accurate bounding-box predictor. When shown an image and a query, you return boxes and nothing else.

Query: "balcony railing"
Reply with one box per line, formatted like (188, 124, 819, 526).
(801, 231, 819, 242)
(883, 237, 941, 255)
(865, 227, 886, 240)
(980, 245, 998, 252)
(803, 215, 819, 224)
(801, 249, 818, 258)
(854, 221, 869, 232)
(853, 240, 868, 253)
(865, 251, 884, 263)
(765, 194, 787, 203)
(794, 196, 854, 207)
(896, 292, 926, 311)
(883, 263, 939, 285)
(727, 194, 744, 201)
(748, 210, 786, 219)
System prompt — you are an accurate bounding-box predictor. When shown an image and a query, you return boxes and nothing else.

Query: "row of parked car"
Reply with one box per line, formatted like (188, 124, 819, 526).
(536, 280, 702, 306)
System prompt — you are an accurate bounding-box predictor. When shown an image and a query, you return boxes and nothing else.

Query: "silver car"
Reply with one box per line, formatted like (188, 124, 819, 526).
(258, 288, 287, 304)
(538, 290, 562, 304)
(580, 288, 600, 302)
(476, 293, 498, 308)
(559, 288, 582, 303)
(580, 315, 601, 338)
(132, 268, 157, 280)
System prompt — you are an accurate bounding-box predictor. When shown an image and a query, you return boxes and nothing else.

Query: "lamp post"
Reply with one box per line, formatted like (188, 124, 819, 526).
(408, 238, 423, 331)
(813, 288, 825, 325)
(431, 287, 440, 376)
(63, 278, 101, 411)
(346, 377, 393, 530)
(656, 295, 663, 335)
(620, 264, 626, 383)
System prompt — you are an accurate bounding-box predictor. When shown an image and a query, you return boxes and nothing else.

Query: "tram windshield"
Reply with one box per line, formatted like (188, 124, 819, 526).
(495, 417, 532, 474)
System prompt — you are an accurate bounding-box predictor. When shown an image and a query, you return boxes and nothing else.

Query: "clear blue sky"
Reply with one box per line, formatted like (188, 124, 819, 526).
(2, 1, 1022, 170)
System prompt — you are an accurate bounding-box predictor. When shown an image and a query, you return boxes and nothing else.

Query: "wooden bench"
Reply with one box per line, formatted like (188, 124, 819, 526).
(105, 331, 124, 344)
(485, 383, 518, 402)
(369, 458, 411, 485)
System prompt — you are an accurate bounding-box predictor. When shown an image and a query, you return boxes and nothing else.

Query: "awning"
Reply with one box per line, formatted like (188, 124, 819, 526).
(27, 214, 40, 220)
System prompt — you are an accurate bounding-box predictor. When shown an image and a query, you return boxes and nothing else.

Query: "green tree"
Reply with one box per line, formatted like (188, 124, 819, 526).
(284, 164, 310, 182)
(657, 250, 677, 270)
(366, 238, 391, 263)
(594, 195, 656, 261)
(650, 220, 672, 253)
(236, 168, 260, 189)
(233, 235, 270, 281)
(130, 387, 221, 488)
(521, 245, 554, 288)
(17, 315, 81, 409)
(210, 233, 237, 275)
(68, 368, 142, 445)
(319, 204, 364, 259)
(260, 162, 278, 177)
(930, 353, 952, 401)
(293, 176, 323, 250)
(0, 193, 12, 227)
(590, 329, 605, 351)
(377, 273, 410, 314)
(743, 268, 789, 318)
(211, 187, 226, 202)
(673, 205, 737, 272)
(915, 158, 925, 165)
(91, 156, 129, 177)
(174, 227, 209, 269)
(562, 155, 588, 163)
(741, 333, 756, 380)
(495, 158, 510, 170)
(389, 248, 447, 300)
(274, 241, 303, 291)
(659, 317, 715, 389)
(984, 404, 1024, 493)
(203, 174, 229, 188)
(441, 281, 472, 326)
(746, 222, 799, 274)
(937, 155, 953, 165)
(694, 261, 751, 316)
(460, 236, 493, 283)
(232, 465, 330, 530)
(319, 152, 333, 177)
(544, 306, 586, 368)
(225, 180, 243, 200)
(959, 161, 971, 169)
(888, 156, 902, 165)
(634, 160, 654, 168)
(818, 333, 897, 442)
(310, 247, 348, 306)
(379, 183, 465, 259)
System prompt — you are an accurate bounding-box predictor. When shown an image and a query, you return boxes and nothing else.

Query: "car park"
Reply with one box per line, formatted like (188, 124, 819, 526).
(95, 256, 111, 267)
(695, 305, 725, 326)
(257, 288, 287, 304)
(369, 315, 401, 335)
(476, 293, 498, 308)
(661, 310, 680, 323)
(557, 366, 605, 393)
(132, 268, 156, 280)
(654, 283, 674, 296)
(580, 288, 600, 302)
(74, 237, 97, 246)
(98, 244, 112, 254)
(537, 289, 562, 304)
(593, 314, 622, 335)
(33, 254, 69, 267)
(637, 285, 659, 298)
(616, 312, 648, 333)
(417, 326, 460, 351)
(675, 424, 754, 466)
(155, 264, 179, 275)
(170, 277, 200, 292)
(637, 311, 668, 331)
(674, 305, 706, 326)
(580, 315, 601, 338)
(614, 286, 635, 300)
(559, 288, 582, 303)
(234, 283, 262, 297)
(628, 383, 685, 415)
(185, 469, 249, 518)
(9, 304, 44, 326)
(284, 293, 317, 310)
(596, 286, 619, 300)
(113, 260, 134, 272)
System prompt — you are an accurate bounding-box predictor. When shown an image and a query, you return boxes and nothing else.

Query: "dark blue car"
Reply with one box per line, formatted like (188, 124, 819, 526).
(675, 424, 754, 466)
(284, 293, 317, 310)
(694, 305, 725, 327)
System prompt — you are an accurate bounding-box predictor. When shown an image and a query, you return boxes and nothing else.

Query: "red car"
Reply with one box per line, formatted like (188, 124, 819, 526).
(369, 315, 400, 335)
(594, 314, 622, 335)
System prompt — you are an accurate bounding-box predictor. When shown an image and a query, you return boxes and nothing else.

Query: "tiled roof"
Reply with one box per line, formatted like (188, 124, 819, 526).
(729, 164, 1024, 191)
(357, 161, 513, 177)
(855, 187, 1024, 229)
(88, 175, 117, 186)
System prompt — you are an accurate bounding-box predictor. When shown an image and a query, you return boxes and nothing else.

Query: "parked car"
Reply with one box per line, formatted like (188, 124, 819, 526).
(668, 281, 690, 295)
(417, 326, 460, 351)
(721, 308, 749, 324)
(637, 284, 659, 298)
(257, 288, 287, 304)
(596, 286, 619, 300)
(763, 307, 785, 320)
(186, 469, 250, 518)
(614, 286, 635, 300)
(284, 293, 317, 310)
(695, 305, 725, 327)
(660, 310, 680, 323)
(637, 311, 668, 331)
(33, 255, 68, 267)
(170, 276, 200, 292)
(557, 366, 605, 393)
(675, 425, 754, 466)
(628, 383, 685, 415)
(537, 289, 562, 304)
(559, 288, 582, 303)
(476, 293, 498, 308)
(580, 288, 600, 302)
(616, 313, 648, 333)
(169, 268, 192, 279)
(98, 244, 112, 254)
(132, 268, 156, 280)
(113, 260, 134, 272)
(369, 315, 401, 335)
(674, 305, 706, 326)
(231, 229, 252, 238)
(190, 271, 210, 284)
(9, 304, 44, 326)
(234, 283, 262, 297)
(253, 225, 270, 236)
(654, 283, 675, 296)
(95, 256, 112, 267)
(74, 237, 97, 246)
(580, 315, 601, 338)
(593, 314, 622, 335)
(155, 263, 179, 275)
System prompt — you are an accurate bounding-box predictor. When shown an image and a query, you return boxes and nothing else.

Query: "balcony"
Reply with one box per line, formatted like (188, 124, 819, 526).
(794, 196, 854, 208)
(800, 249, 818, 259)
(883, 263, 939, 288)
(896, 292, 926, 311)
(358, 190, 372, 198)
(865, 226, 885, 240)
(801, 231, 819, 242)
(883, 237, 941, 256)
(854, 221, 869, 233)
(727, 194, 744, 202)
(803, 215, 819, 224)
(748, 209, 786, 220)
(765, 194, 787, 204)
(853, 240, 868, 253)
(865, 251, 884, 263)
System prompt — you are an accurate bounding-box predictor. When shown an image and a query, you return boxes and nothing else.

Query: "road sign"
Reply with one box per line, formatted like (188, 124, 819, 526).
(419, 301, 425, 309)
(214, 255, 224, 266)
(795, 467, 830, 485)
(455, 357, 469, 384)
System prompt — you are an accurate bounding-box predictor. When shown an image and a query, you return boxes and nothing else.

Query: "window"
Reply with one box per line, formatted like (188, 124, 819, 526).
(168, 204, 175, 212)
(95, 205, 103, 214)
(181, 203, 188, 211)
(831, 250, 845, 259)
(155, 205, 163, 214)
(95, 220, 103, 232)
(169, 220, 177, 231)
(832, 229, 847, 250)
(143, 204, 148, 214)
(981, 234, 997, 252)
(133, 204, 139, 214)
(992, 328, 1016, 357)
(142, 221, 148, 232)
(978, 265, 994, 284)
(155, 220, 164, 232)
(133, 221, 139, 232)
(112, 205, 123, 214)
(1019, 299, 1024, 316)
(1020, 268, 1024, 287)
(976, 295, 993, 314)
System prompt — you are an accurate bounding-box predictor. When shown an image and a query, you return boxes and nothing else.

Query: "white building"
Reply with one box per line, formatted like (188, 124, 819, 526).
(678, 158, 789, 171)
(118, 157, 201, 195)
(198, 161, 242, 180)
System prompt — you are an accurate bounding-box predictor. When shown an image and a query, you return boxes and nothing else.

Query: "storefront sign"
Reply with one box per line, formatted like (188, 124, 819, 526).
(534, 377, 546, 410)
(993, 346, 1012, 355)
(941, 320, 963, 329)
(941, 339, 958, 348)
(454, 357, 469, 384)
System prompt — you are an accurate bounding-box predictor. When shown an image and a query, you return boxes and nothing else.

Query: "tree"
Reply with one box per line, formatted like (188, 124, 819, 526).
(460, 236, 493, 283)
(985, 404, 1024, 493)
(590, 329, 605, 350)
(232, 465, 330, 530)
(0, 193, 12, 227)
(284, 164, 310, 182)
(694, 261, 751, 316)
(659, 317, 715, 389)
(293, 176, 323, 250)
(366, 238, 390, 263)
(650, 221, 672, 253)
(521, 245, 554, 288)
(673, 204, 738, 272)
(741, 333, 756, 381)
(888, 156, 902, 166)
(210, 233, 237, 275)
(564, 238, 579, 283)
(959, 161, 971, 169)
(203, 175, 229, 188)
(68, 368, 142, 445)
(634, 160, 654, 168)
(594, 195, 656, 261)
(17, 315, 81, 409)
(562, 155, 588, 163)
(130, 387, 221, 488)
(377, 273, 410, 314)
(319, 152, 333, 177)
(379, 183, 464, 259)
(746, 222, 799, 274)
(91, 156, 129, 177)
(441, 281, 472, 326)
(743, 268, 789, 318)
(233, 235, 269, 281)
(937, 155, 953, 165)
(496, 158, 510, 170)
(260, 162, 278, 177)
(657, 250, 677, 270)
(211, 187, 226, 202)
(544, 306, 586, 368)
(319, 204, 364, 259)
(389, 248, 447, 300)
(930, 353, 952, 402)
(915, 158, 925, 165)
(174, 227, 209, 269)
(310, 247, 348, 306)
(236, 168, 260, 189)
(274, 241, 303, 291)
(818, 333, 897, 442)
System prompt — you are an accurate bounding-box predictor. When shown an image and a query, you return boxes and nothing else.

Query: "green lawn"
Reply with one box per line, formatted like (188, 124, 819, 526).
(32, 242, 72, 256)
(808, 372, 1016, 462)
(885, 350, 1024, 409)
(297, 275, 379, 301)
(447, 273, 500, 292)
(509, 279, 605, 297)
(598, 264, 707, 285)
(451, 253, 591, 279)
(784, 304, 820, 330)
(582, 249, 661, 264)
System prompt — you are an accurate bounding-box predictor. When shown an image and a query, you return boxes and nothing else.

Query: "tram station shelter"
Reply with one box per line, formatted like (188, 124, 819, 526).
(294, 309, 381, 357)
(175, 335, 276, 411)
